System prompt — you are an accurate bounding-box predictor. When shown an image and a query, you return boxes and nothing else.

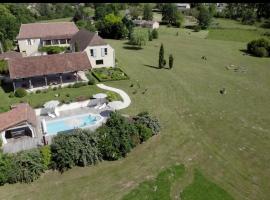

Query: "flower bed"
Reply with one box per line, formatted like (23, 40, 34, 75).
(91, 67, 129, 82)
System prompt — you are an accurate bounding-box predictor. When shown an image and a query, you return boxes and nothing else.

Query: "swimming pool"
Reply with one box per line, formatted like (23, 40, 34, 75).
(44, 113, 102, 135)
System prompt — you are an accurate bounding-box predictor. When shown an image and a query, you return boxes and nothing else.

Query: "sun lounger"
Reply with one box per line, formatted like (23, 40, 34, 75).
(98, 103, 106, 110)
(54, 109, 60, 117)
(48, 113, 56, 118)
(94, 104, 101, 109)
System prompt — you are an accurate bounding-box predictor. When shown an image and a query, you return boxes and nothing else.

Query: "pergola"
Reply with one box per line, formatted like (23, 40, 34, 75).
(7, 52, 91, 91)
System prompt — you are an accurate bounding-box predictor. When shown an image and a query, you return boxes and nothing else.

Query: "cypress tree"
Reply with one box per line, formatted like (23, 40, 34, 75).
(159, 43, 164, 68)
(169, 54, 174, 69)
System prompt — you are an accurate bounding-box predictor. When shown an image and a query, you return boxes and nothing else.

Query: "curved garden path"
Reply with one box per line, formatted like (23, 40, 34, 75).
(96, 83, 131, 110)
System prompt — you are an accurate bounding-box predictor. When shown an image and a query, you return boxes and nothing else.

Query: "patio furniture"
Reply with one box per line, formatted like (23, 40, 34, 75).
(48, 113, 56, 118)
(98, 103, 106, 110)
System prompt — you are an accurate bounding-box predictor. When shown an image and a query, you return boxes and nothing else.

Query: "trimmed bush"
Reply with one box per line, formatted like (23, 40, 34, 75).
(8, 92, 14, 98)
(72, 82, 87, 88)
(247, 38, 270, 57)
(254, 47, 269, 57)
(14, 88, 27, 98)
(35, 90, 41, 94)
(106, 91, 119, 102)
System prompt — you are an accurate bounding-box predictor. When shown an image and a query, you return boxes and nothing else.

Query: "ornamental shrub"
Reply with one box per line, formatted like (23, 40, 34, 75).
(8, 149, 46, 183)
(14, 88, 27, 98)
(133, 111, 161, 134)
(0, 153, 13, 185)
(254, 47, 269, 57)
(247, 38, 270, 57)
(87, 74, 96, 85)
(40, 146, 51, 169)
(51, 130, 101, 172)
(152, 29, 158, 39)
(135, 123, 153, 142)
(97, 112, 138, 160)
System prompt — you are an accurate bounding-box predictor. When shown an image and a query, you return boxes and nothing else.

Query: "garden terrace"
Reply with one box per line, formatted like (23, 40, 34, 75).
(7, 52, 91, 91)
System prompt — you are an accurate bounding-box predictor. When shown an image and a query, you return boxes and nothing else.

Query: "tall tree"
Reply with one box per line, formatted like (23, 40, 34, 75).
(161, 3, 182, 25)
(159, 43, 165, 68)
(197, 6, 212, 29)
(143, 4, 153, 20)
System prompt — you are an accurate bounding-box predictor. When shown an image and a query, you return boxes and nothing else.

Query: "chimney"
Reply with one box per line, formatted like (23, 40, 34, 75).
(95, 31, 99, 36)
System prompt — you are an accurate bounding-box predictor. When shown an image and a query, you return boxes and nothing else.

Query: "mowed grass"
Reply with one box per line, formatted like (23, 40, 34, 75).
(0, 21, 270, 200)
(181, 169, 234, 200)
(0, 85, 107, 111)
(208, 18, 269, 42)
(122, 164, 185, 200)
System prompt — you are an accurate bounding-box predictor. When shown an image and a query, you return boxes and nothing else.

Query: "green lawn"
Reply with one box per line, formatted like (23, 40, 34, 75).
(0, 21, 269, 200)
(122, 164, 185, 200)
(0, 85, 110, 111)
(181, 169, 234, 200)
(208, 18, 269, 42)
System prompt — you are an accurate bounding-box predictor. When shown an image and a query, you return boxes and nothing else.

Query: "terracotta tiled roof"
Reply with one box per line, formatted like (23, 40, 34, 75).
(0, 103, 37, 132)
(8, 52, 91, 79)
(70, 29, 107, 51)
(0, 51, 22, 60)
(16, 22, 79, 40)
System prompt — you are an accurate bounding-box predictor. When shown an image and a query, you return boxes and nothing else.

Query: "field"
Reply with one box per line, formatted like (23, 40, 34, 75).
(208, 18, 269, 42)
(0, 20, 269, 200)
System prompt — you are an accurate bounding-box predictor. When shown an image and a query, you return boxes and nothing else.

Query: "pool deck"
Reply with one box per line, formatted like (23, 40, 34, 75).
(39, 106, 113, 145)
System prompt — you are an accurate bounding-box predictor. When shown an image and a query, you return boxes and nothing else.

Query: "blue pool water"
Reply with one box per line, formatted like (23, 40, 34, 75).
(45, 114, 101, 135)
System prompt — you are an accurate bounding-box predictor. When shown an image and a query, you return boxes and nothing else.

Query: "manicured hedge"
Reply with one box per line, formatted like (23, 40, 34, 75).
(14, 88, 27, 98)
(92, 67, 129, 82)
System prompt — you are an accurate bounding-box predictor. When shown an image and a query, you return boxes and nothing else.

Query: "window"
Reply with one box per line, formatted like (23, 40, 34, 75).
(67, 39, 71, 44)
(96, 59, 103, 65)
(101, 48, 108, 57)
(44, 40, 51, 45)
(27, 39, 32, 45)
(90, 49, 96, 57)
(52, 40, 59, 45)
(60, 39, 66, 44)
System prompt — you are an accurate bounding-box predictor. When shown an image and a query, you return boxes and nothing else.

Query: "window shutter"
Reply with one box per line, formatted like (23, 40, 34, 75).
(101, 48, 104, 57)
(94, 49, 97, 57)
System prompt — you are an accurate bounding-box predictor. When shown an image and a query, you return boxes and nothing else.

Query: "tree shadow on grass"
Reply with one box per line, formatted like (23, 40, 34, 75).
(239, 49, 256, 57)
(143, 64, 160, 69)
(123, 46, 143, 50)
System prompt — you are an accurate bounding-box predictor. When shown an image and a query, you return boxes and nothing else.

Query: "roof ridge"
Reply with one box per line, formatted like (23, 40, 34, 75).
(21, 21, 75, 25)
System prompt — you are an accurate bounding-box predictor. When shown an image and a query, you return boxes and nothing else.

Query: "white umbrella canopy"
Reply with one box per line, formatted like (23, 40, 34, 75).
(93, 93, 107, 99)
(43, 100, 60, 110)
